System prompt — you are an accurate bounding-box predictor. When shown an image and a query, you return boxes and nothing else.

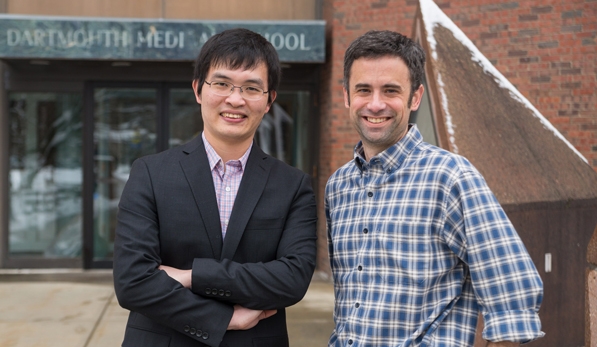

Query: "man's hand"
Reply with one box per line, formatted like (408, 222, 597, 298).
(159, 265, 192, 288)
(487, 342, 519, 347)
(227, 305, 277, 330)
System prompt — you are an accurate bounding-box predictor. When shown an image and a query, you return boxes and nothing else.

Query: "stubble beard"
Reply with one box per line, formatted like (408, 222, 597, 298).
(354, 109, 406, 155)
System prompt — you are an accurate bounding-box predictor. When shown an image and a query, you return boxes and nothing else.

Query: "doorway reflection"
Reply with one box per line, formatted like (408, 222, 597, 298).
(93, 88, 157, 261)
(8, 93, 83, 258)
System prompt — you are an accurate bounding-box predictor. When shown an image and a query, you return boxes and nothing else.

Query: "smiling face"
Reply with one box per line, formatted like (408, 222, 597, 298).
(344, 55, 424, 161)
(193, 62, 276, 151)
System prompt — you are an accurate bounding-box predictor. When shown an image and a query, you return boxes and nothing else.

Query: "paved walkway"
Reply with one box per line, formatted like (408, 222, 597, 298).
(0, 270, 334, 347)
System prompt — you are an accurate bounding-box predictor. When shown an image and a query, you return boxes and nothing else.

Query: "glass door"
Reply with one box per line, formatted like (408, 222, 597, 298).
(85, 84, 159, 267)
(7, 93, 83, 262)
(167, 86, 203, 148)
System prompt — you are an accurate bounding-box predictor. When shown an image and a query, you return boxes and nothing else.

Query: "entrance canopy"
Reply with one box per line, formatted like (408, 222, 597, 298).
(0, 14, 325, 63)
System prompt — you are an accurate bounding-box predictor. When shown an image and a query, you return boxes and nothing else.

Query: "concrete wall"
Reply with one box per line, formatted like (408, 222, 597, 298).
(4, 0, 319, 20)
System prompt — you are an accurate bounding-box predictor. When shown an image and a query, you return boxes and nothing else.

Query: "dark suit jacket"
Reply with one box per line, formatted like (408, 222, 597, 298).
(113, 136, 318, 347)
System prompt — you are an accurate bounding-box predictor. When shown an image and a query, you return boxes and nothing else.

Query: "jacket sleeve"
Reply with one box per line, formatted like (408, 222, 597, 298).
(190, 172, 318, 310)
(113, 158, 233, 347)
(443, 168, 544, 343)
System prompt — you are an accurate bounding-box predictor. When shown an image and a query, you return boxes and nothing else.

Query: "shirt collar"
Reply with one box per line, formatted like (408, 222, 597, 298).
(202, 132, 252, 171)
(353, 124, 423, 173)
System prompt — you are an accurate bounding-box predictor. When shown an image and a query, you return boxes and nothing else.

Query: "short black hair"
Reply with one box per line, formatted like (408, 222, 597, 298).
(193, 28, 281, 104)
(343, 30, 426, 104)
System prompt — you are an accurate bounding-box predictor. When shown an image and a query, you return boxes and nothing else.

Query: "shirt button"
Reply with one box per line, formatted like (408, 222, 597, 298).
(348, 339, 353, 345)
(363, 228, 368, 234)
(355, 303, 360, 308)
(225, 186, 231, 192)
(357, 265, 362, 271)
(367, 191, 373, 197)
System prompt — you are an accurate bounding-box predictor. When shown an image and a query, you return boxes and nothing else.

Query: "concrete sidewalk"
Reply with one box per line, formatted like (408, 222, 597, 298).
(0, 270, 334, 347)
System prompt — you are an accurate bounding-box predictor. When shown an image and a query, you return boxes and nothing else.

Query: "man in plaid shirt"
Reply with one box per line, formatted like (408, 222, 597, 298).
(325, 30, 544, 347)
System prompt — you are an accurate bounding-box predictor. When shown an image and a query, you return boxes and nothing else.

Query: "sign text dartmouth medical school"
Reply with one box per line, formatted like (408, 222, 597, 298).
(6, 28, 313, 51)
(0, 17, 325, 62)
(7, 28, 186, 49)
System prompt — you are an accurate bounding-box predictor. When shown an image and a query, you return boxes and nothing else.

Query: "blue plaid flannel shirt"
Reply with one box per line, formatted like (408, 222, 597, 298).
(325, 125, 544, 347)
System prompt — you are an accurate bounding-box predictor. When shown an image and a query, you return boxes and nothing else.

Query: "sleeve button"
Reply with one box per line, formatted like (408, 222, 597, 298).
(205, 288, 211, 295)
(225, 290, 231, 297)
(184, 325, 190, 332)
(202, 332, 209, 339)
(189, 328, 196, 335)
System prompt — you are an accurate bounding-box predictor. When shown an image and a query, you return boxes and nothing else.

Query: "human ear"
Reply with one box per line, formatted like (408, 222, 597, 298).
(264, 90, 277, 114)
(343, 87, 350, 108)
(409, 84, 424, 110)
(192, 80, 202, 104)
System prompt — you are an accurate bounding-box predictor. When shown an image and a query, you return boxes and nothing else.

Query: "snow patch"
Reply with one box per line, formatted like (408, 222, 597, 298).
(437, 73, 458, 153)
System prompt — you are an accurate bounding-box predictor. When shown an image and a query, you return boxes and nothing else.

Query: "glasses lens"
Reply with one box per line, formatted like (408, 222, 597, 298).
(210, 82, 231, 96)
(242, 86, 264, 100)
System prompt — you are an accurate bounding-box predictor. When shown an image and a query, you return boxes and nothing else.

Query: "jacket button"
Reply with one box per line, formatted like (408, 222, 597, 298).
(202, 332, 209, 339)
(184, 325, 190, 332)
(211, 288, 218, 295)
(189, 328, 196, 335)
(196, 329, 202, 336)
(225, 290, 231, 297)
(219, 289, 225, 296)
(205, 288, 211, 295)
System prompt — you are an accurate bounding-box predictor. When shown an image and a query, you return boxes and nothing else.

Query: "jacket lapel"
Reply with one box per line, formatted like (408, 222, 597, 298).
(179, 137, 223, 259)
(221, 145, 272, 260)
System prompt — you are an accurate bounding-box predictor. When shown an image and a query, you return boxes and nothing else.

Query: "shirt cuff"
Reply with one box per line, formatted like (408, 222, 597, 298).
(483, 310, 545, 343)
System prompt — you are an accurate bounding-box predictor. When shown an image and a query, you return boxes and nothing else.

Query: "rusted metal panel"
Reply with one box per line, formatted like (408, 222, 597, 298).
(504, 201, 597, 346)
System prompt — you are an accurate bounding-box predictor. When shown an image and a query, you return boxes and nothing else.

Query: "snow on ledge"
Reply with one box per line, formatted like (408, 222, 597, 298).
(419, 0, 587, 163)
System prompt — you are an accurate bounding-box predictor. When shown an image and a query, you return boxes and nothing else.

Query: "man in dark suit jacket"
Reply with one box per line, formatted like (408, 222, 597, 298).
(113, 28, 318, 347)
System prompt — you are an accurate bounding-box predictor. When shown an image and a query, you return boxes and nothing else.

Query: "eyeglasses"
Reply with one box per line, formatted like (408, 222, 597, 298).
(204, 81, 269, 101)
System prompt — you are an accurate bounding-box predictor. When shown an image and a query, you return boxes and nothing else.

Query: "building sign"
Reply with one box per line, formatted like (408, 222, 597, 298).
(0, 15, 325, 63)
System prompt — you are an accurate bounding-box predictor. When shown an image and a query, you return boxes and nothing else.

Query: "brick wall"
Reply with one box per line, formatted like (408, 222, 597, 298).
(317, 0, 419, 274)
(317, 0, 597, 275)
(439, 0, 597, 170)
